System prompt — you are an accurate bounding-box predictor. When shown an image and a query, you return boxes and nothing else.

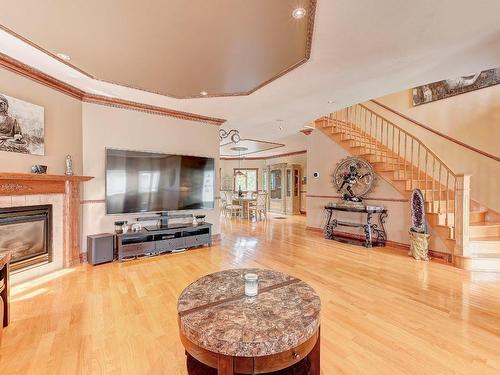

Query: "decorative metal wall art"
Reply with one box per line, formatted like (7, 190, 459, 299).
(333, 157, 375, 203)
(219, 129, 240, 143)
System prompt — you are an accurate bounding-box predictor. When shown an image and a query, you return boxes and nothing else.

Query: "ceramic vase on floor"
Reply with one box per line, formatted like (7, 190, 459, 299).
(409, 231, 430, 261)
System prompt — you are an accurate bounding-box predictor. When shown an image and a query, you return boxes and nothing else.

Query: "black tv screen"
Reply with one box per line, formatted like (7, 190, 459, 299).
(105, 149, 215, 214)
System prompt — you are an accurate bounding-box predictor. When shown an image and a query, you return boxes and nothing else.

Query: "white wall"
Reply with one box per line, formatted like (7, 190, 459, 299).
(81, 103, 220, 251)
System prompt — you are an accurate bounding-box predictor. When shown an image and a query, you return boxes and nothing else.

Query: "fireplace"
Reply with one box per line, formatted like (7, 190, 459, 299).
(0, 205, 52, 272)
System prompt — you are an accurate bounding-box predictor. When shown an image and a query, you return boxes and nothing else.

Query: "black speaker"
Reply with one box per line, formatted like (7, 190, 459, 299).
(87, 233, 114, 265)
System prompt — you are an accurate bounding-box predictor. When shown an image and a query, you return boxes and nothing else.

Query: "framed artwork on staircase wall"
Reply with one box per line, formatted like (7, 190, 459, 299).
(412, 67, 500, 106)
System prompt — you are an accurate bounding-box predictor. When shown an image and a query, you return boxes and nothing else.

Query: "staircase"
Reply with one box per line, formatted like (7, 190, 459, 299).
(316, 104, 500, 272)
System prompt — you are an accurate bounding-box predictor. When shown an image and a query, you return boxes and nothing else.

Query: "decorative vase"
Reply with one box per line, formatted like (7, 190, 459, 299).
(409, 231, 430, 261)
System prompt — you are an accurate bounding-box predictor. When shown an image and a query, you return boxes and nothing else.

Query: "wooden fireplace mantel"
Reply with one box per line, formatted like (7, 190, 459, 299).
(0, 172, 93, 267)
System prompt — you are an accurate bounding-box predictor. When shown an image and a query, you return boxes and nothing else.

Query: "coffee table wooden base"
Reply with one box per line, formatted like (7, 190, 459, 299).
(180, 328, 320, 375)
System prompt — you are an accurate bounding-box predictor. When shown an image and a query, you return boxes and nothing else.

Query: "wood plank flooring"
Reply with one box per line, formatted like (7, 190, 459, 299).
(1, 215, 500, 374)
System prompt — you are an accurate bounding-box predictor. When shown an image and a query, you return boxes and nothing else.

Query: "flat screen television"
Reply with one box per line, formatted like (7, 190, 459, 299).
(105, 149, 215, 214)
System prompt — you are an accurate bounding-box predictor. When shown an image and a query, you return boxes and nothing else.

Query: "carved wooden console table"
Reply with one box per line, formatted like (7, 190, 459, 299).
(0, 172, 93, 267)
(177, 269, 321, 374)
(324, 203, 388, 247)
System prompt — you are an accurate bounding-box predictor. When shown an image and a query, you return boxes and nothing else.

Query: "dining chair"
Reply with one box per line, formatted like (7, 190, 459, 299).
(224, 191, 243, 219)
(248, 192, 268, 220)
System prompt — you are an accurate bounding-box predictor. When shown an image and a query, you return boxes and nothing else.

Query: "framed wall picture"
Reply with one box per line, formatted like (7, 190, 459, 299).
(0, 93, 44, 155)
(412, 67, 500, 106)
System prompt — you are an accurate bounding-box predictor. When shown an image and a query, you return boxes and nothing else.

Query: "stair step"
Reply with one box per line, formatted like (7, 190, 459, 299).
(470, 237, 500, 254)
(470, 223, 500, 238)
(425, 200, 455, 214)
(420, 189, 455, 200)
(456, 254, 500, 272)
(470, 210, 488, 224)
(395, 179, 435, 190)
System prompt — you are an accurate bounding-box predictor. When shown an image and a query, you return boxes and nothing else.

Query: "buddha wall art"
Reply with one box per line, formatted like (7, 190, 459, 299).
(0, 93, 44, 155)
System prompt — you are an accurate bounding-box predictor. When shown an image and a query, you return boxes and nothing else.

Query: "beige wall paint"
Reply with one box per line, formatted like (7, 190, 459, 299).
(306, 130, 413, 246)
(82, 103, 221, 250)
(0, 67, 82, 174)
(372, 85, 500, 212)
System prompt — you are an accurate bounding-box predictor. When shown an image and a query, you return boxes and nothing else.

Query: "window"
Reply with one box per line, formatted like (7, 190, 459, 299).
(234, 169, 258, 192)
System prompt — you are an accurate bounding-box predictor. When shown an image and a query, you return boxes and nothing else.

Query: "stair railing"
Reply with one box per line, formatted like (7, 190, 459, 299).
(323, 103, 459, 235)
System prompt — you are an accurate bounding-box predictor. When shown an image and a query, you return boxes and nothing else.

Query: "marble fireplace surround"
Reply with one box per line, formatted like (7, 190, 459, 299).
(0, 173, 92, 283)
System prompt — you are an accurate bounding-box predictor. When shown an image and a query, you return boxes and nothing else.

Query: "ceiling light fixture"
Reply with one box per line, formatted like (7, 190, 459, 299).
(200, 91, 208, 96)
(292, 7, 306, 19)
(56, 53, 71, 61)
(328, 100, 335, 104)
(279, 126, 284, 131)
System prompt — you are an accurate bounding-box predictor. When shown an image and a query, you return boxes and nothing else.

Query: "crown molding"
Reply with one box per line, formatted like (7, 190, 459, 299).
(221, 150, 306, 161)
(0, 52, 226, 125)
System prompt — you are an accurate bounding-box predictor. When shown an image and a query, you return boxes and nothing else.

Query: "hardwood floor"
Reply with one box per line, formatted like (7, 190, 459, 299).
(1, 215, 500, 374)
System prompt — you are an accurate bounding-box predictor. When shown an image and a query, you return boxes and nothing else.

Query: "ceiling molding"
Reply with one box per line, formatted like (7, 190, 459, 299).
(0, 52, 226, 125)
(220, 138, 285, 157)
(221, 149, 306, 161)
(0, 0, 317, 99)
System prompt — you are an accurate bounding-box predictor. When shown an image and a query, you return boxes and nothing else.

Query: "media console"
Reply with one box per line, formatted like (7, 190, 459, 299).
(116, 223, 212, 261)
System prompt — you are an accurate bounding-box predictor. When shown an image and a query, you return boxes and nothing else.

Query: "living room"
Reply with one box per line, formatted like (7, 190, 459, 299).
(0, 1, 500, 374)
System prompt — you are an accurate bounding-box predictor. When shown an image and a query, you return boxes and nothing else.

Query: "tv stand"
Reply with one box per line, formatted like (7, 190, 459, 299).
(116, 223, 212, 261)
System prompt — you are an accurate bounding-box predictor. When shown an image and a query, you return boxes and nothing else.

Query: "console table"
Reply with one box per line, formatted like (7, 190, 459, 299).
(324, 204, 388, 247)
(116, 223, 212, 261)
(177, 269, 321, 374)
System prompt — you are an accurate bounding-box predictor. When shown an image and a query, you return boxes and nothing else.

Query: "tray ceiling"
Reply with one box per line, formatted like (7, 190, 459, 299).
(220, 139, 284, 157)
(0, 0, 315, 98)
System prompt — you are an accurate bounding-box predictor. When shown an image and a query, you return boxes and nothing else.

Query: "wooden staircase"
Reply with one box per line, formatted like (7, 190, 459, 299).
(316, 104, 500, 272)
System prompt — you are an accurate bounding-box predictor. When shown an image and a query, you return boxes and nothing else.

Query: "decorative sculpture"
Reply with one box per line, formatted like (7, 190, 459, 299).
(333, 157, 375, 204)
(408, 189, 430, 260)
(65, 155, 74, 176)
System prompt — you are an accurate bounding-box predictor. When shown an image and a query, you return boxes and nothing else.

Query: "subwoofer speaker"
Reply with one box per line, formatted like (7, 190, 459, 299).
(87, 233, 114, 265)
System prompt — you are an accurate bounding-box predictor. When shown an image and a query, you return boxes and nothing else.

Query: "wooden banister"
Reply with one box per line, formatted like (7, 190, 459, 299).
(323, 104, 459, 234)
(370, 100, 500, 163)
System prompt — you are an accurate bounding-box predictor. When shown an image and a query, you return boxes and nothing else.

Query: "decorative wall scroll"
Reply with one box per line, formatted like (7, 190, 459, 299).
(412, 67, 500, 106)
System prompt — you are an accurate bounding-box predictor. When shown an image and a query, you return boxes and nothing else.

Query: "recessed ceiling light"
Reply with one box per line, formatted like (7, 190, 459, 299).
(279, 126, 284, 131)
(292, 7, 306, 19)
(328, 100, 335, 104)
(200, 91, 208, 96)
(56, 53, 71, 61)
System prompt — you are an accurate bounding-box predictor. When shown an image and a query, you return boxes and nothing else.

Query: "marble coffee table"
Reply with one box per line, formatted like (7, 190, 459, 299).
(177, 269, 321, 374)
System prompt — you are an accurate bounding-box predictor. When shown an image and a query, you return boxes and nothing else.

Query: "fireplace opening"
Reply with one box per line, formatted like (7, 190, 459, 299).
(0, 205, 52, 272)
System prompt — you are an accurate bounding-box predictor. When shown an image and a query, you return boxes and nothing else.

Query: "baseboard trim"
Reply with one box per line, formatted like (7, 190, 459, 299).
(305, 226, 452, 263)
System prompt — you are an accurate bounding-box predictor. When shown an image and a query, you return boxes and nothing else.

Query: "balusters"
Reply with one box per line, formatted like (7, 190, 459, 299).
(445, 173, 450, 226)
(438, 164, 442, 214)
(424, 151, 428, 197)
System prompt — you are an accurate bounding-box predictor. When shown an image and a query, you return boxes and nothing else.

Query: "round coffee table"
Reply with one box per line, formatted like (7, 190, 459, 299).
(177, 269, 321, 374)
